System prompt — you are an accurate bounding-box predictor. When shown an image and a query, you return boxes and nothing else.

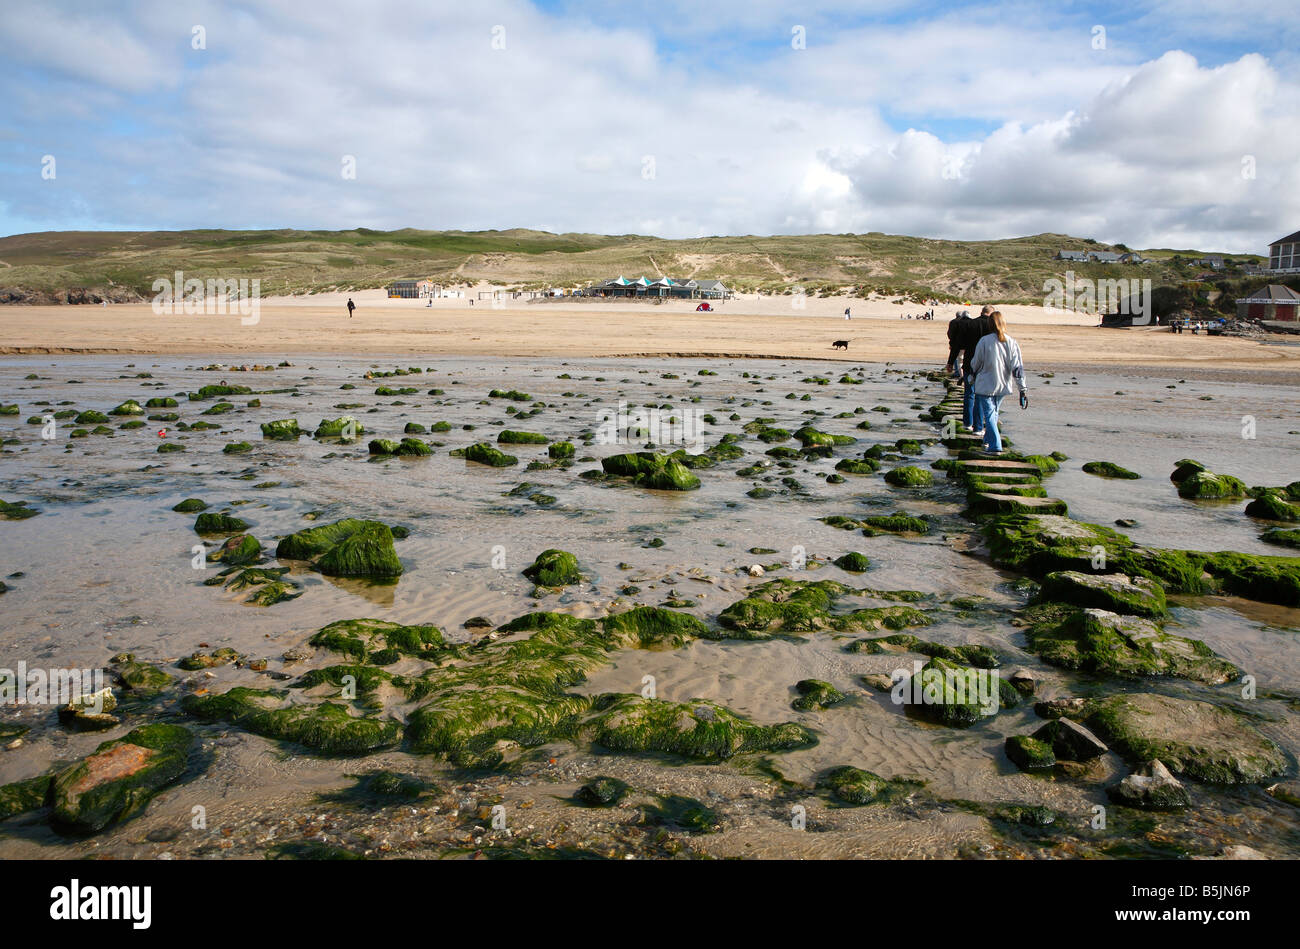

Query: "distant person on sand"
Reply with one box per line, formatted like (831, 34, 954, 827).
(969, 311, 1027, 455)
(347, 298, 355, 318)
(844, 307, 851, 320)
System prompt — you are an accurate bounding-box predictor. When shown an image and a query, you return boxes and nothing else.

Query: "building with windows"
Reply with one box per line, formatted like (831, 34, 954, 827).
(1235, 284, 1300, 321)
(1268, 231, 1300, 274)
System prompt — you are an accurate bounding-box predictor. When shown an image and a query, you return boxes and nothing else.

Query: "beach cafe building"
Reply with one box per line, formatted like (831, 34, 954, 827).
(1235, 284, 1300, 322)
(586, 276, 731, 299)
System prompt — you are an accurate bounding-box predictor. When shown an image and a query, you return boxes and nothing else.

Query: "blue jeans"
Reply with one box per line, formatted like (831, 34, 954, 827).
(974, 394, 1004, 451)
(962, 372, 977, 429)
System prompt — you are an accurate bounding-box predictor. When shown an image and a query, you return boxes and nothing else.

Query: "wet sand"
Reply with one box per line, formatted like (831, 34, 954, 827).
(0, 352, 1297, 859)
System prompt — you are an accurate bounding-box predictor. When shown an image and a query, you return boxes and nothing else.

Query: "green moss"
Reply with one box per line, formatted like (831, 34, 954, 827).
(0, 498, 40, 519)
(145, 397, 177, 408)
(601, 606, 708, 648)
(1082, 461, 1140, 479)
(791, 678, 846, 711)
(0, 773, 52, 820)
(588, 694, 815, 760)
(1202, 551, 1300, 607)
(639, 794, 722, 833)
(156, 441, 185, 453)
(575, 776, 629, 807)
(309, 617, 445, 662)
(111, 657, 173, 695)
(314, 522, 403, 577)
(194, 511, 249, 534)
(50, 724, 193, 833)
(109, 399, 144, 416)
(74, 410, 109, 424)
(498, 430, 549, 444)
(862, 513, 928, 534)
(1261, 528, 1300, 549)
(884, 465, 933, 487)
(905, 656, 1018, 728)
(716, 578, 844, 638)
(847, 635, 997, 667)
(463, 442, 519, 466)
(260, 419, 302, 440)
(191, 384, 251, 400)
(548, 441, 575, 459)
(1038, 570, 1167, 617)
(315, 416, 363, 439)
(172, 498, 208, 513)
(1022, 605, 1237, 684)
(819, 766, 889, 804)
(833, 552, 871, 572)
(1245, 492, 1300, 522)
(184, 688, 401, 755)
(223, 441, 253, 454)
(489, 388, 532, 401)
(834, 458, 879, 474)
(1177, 470, 1246, 499)
(1005, 735, 1056, 771)
(408, 686, 593, 767)
(523, 548, 581, 586)
(201, 401, 235, 415)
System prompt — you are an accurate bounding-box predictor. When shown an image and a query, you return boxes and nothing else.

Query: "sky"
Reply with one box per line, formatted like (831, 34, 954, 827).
(1, 0, 1298, 252)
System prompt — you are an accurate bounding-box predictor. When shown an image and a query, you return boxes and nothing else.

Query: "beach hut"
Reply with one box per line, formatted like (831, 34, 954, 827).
(696, 279, 732, 299)
(387, 279, 420, 299)
(1235, 284, 1300, 322)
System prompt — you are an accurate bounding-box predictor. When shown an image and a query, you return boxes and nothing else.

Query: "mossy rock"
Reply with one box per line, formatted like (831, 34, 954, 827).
(1245, 492, 1300, 522)
(462, 442, 519, 467)
(206, 533, 262, 566)
(194, 511, 249, 534)
(315, 416, 363, 439)
(223, 441, 253, 454)
(601, 606, 707, 649)
(548, 441, 575, 460)
(863, 513, 928, 534)
(792, 678, 846, 711)
(178, 646, 241, 670)
(523, 549, 581, 586)
(172, 498, 208, 513)
(0, 498, 40, 520)
(1022, 605, 1238, 685)
(846, 635, 996, 668)
(109, 400, 145, 416)
(145, 397, 178, 408)
(834, 458, 879, 475)
(575, 776, 629, 807)
(1081, 693, 1286, 784)
(904, 656, 1019, 728)
(1005, 735, 1056, 771)
(639, 794, 722, 834)
(1200, 551, 1300, 607)
(1177, 470, 1246, 499)
(407, 686, 594, 768)
(111, 657, 173, 695)
(309, 617, 445, 663)
(315, 522, 403, 578)
(833, 552, 871, 572)
(1169, 459, 1207, 484)
(50, 724, 193, 833)
(1038, 570, 1167, 617)
(498, 430, 549, 444)
(884, 465, 933, 488)
(368, 438, 400, 455)
(74, 410, 109, 424)
(156, 441, 185, 453)
(1261, 528, 1300, 549)
(587, 694, 815, 761)
(260, 419, 302, 440)
(715, 578, 845, 638)
(819, 766, 889, 804)
(1082, 461, 1140, 479)
(0, 774, 53, 820)
(184, 688, 401, 755)
(191, 384, 251, 400)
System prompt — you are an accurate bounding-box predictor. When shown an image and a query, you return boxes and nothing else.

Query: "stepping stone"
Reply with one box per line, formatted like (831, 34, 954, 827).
(955, 459, 1044, 476)
(969, 493, 1068, 516)
(966, 481, 1046, 498)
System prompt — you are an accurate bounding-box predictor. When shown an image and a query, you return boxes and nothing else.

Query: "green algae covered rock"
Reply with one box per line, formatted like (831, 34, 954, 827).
(183, 688, 401, 755)
(1170, 458, 1207, 484)
(884, 465, 933, 487)
(1005, 735, 1056, 771)
(309, 617, 445, 663)
(792, 678, 846, 711)
(601, 451, 701, 490)
(498, 430, 549, 445)
(223, 441, 253, 454)
(1245, 492, 1300, 522)
(172, 498, 208, 513)
(1022, 605, 1238, 685)
(314, 416, 363, 439)
(548, 441, 575, 460)
(260, 418, 302, 440)
(587, 694, 815, 760)
(1177, 470, 1246, 500)
(833, 552, 871, 572)
(50, 724, 193, 833)
(315, 522, 403, 578)
(109, 399, 145, 416)
(819, 766, 889, 804)
(1038, 570, 1167, 617)
(74, 410, 109, 424)
(110, 655, 173, 695)
(904, 656, 1019, 728)
(863, 513, 929, 534)
(368, 438, 400, 455)
(1082, 461, 1140, 479)
(462, 442, 519, 467)
(277, 518, 403, 578)
(190, 384, 251, 400)
(846, 634, 996, 668)
(575, 776, 629, 807)
(0, 498, 40, 520)
(0, 774, 52, 820)
(1081, 692, 1285, 784)
(1200, 551, 1300, 607)
(145, 396, 178, 408)
(523, 548, 581, 586)
(834, 458, 879, 475)
(1261, 528, 1300, 549)
(601, 606, 707, 649)
(407, 687, 593, 768)
(717, 578, 845, 638)
(206, 533, 262, 566)
(194, 511, 249, 534)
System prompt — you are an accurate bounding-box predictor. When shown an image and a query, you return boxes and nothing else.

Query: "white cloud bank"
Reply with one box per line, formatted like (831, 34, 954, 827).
(0, 0, 1296, 252)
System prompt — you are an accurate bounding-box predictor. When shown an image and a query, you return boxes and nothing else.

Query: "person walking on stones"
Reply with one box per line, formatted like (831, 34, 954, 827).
(944, 304, 995, 433)
(969, 310, 1027, 455)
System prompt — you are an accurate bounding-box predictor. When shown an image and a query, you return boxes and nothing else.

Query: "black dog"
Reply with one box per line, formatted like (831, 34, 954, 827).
(831, 340, 849, 350)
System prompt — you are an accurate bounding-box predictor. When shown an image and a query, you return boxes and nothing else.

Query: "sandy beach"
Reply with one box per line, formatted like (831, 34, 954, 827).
(2, 288, 1298, 376)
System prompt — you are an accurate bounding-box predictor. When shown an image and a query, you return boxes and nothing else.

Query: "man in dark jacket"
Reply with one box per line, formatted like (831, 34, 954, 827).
(945, 305, 994, 430)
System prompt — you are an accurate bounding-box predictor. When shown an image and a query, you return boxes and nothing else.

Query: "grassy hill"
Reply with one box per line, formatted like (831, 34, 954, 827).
(0, 227, 1267, 304)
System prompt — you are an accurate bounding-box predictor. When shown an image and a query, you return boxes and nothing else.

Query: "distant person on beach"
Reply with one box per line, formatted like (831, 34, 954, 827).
(844, 307, 851, 320)
(347, 298, 355, 318)
(969, 311, 1027, 455)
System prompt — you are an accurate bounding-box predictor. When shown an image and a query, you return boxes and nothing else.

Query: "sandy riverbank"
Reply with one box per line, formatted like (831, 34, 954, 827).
(1, 292, 1297, 375)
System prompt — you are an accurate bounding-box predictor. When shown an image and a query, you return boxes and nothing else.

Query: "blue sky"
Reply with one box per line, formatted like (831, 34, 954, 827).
(0, 0, 1297, 251)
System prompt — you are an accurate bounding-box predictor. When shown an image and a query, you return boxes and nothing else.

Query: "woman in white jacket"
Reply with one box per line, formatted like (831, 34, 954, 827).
(968, 311, 1027, 454)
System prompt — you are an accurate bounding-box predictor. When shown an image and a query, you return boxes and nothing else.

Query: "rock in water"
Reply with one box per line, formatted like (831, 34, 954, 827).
(1106, 759, 1190, 810)
(51, 724, 193, 833)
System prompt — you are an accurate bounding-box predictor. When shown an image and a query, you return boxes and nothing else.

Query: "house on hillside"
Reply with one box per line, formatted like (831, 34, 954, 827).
(1089, 251, 1123, 264)
(1055, 250, 1090, 263)
(1119, 252, 1146, 264)
(1236, 284, 1300, 321)
(1268, 230, 1300, 274)
(1198, 255, 1225, 270)
(696, 279, 732, 299)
